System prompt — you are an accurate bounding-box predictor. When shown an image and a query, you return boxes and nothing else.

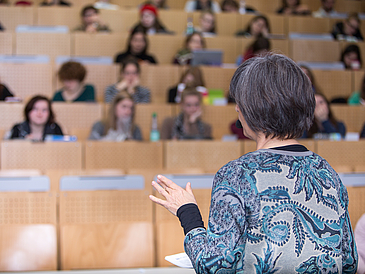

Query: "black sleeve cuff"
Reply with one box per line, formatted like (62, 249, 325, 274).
(177, 203, 205, 235)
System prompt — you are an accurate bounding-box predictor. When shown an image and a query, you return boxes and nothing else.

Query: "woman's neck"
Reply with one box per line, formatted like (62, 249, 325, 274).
(255, 135, 300, 150)
(62, 84, 83, 101)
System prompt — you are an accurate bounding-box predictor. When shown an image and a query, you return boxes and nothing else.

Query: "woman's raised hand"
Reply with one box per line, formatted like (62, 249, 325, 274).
(149, 175, 197, 216)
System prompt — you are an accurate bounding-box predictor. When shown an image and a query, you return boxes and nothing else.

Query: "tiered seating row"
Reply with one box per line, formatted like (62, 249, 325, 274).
(1, 103, 364, 141)
(1, 140, 365, 173)
(0, 139, 364, 270)
(0, 64, 364, 102)
(1, 5, 365, 35)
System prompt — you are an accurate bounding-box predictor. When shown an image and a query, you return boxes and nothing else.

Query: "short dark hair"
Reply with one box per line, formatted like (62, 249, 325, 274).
(341, 44, 362, 69)
(24, 95, 55, 124)
(121, 57, 141, 74)
(81, 5, 98, 17)
(58, 61, 87, 82)
(230, 54, 315, 139)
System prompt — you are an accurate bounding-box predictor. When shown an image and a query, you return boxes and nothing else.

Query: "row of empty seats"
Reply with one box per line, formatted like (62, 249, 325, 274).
(1, 140, 365, 172)
(1, 103, 365, 140)
(1, 6, 365, 35)
(0, 64, 365, 102)
(0, 162, 364, 270)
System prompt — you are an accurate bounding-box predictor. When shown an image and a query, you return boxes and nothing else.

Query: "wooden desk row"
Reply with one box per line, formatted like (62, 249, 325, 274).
(0, 145, 364, 271)
(1, 140, 365, 173)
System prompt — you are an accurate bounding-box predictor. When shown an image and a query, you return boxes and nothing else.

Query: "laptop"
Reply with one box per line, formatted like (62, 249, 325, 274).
(191, 50, 223, 66)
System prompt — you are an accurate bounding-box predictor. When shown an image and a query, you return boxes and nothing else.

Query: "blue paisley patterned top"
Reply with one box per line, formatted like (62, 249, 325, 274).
(184, 149, 358, 273)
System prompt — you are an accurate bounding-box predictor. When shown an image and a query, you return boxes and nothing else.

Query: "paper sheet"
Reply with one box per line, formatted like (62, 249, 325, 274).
(165, 252, 193, 268)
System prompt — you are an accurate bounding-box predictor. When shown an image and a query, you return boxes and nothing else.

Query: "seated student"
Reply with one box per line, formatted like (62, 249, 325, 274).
(139, 0, 169, 9)
(94, 0, 119, 10)
(39, 0, 71, 6)
(302, 93, 346, 139)
(131, 4, 171, 35)
(53, 61, 95, 102)
(173, 32, 206, 65)
(300, 65, 321, 93)
(332, 13, 363, 41)
(185, 0, 221, 13)
(161, 88, 212, 140)
(221, 0, 256, 14)
(348, 73, 365, 105)
(7, 95, 63, 141)
(0, 82, 14, 101)
(114, 28, 157, 64)
(105, 58, 150, 104)
(276, 0, 310, 15)
(341, 44, 362, 70)
(312, 0, 339, 18)
(74, 5, 110, 33)
(237, 36, 271, 65)
(167, 66, 206, 103)
(194, 10, 216, 37)
(89, 92, 142, 141)
(235, 15, 270, 38)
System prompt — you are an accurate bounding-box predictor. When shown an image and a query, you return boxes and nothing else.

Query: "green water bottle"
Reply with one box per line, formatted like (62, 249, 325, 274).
(150, 112, 160, 142)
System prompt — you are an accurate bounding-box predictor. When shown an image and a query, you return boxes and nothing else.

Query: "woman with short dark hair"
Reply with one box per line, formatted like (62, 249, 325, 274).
(53, 61, 95, 102)
(8, 95, 63, 141)
(150, 54, 358, 273)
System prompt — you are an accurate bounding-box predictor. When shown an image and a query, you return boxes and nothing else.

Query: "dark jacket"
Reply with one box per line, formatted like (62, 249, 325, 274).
(332, 22, 364, 41)
(114, 51, 157, 64)
(10, 121, 63, 140)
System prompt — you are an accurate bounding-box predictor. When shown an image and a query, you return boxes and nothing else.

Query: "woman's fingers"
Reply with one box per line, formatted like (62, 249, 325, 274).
(152, 181, 169, 198)
(149, 194, 167, 207)
(186, 182, 194, 195)
(156, 174, 177, 189)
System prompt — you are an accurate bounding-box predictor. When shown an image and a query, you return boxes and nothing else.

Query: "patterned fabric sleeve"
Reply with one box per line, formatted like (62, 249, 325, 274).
(340, 186, 358, 274)
(184, 162, 248, 273)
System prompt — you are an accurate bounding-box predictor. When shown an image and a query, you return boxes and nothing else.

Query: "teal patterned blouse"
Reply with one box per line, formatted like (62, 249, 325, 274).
(184, 149, 358, 273)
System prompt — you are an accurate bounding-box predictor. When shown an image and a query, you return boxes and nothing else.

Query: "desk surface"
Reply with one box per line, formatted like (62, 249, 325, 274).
(7, 268, 195, 274)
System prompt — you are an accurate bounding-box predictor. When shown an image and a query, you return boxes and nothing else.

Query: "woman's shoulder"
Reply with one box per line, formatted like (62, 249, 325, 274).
(84, 84, 95, 91)
(52, 90, 64, 101)
(115, 51, 128, 63)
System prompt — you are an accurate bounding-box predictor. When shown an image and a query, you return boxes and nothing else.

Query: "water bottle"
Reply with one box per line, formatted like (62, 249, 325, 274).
(186, 17, 194, 35)
(150, 112, 160, 142)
